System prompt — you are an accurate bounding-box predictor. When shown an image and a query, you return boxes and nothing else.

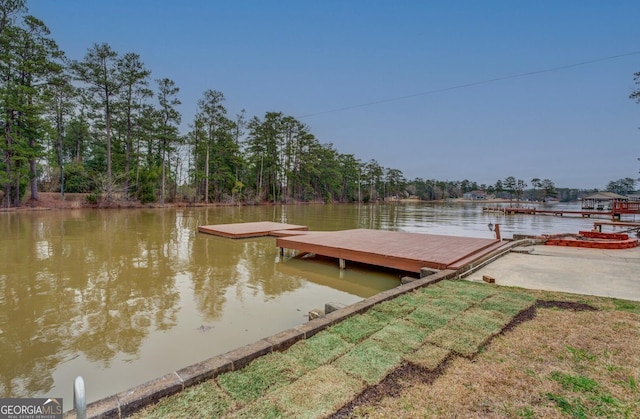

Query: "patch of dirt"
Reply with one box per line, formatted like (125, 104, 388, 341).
(330, 362, 449, 418)
(329, 300, 598, 418)
(500, 304, 537, 333)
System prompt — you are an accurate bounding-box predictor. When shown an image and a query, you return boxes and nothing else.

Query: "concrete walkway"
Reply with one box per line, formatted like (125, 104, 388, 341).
(464, 244, 640, 301)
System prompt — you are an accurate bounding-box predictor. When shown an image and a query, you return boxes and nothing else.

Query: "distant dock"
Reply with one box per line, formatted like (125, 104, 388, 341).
(483, 206, 611, 218)
(483, 201, 640, 220)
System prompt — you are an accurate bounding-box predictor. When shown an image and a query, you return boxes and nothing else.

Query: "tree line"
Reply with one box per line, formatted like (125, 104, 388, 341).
(2, 1, 637, 208)
(0, 1, 405, 207)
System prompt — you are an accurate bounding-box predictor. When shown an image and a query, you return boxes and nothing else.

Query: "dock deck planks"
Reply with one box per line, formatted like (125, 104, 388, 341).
(198, 221, 308, 238)
(276, 229, 503, 273)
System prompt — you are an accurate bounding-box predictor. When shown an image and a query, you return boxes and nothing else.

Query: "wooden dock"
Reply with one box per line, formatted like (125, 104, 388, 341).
(198, 221, 308, 238)
(483, 201, 640, 220)
(484, 206, 627, 219)
(276, 229, 505, 273)
(592, 221, 640, 233)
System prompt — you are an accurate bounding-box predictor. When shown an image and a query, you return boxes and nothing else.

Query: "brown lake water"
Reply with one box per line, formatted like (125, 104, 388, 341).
(0, 202, 616, 405)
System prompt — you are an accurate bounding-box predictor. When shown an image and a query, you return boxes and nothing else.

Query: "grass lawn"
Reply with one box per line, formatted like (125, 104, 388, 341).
(133, 281, 640, 418)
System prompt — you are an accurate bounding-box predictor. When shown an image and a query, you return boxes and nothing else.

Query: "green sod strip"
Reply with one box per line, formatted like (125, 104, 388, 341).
(437, 279, 490, 292)
(280, 332, 353, 376)
(217, 352, 292, 403)
(406, 306, 455, 332)
(428, 297, 473, 315)
(367, 296, 420, 319)
(419, 285, 454, 299)
(269, 365, 365, 419)
(467, 306, 513, 329)
(328, 313, 386, 344)
(370, 319, 431, 354)
(366, 306, 398, 323)
(452, 284, 498, 302)
(390, 290, 434, 310)
(425, 321, 492, 358)
(333, 339, 403, 385)
(454, 308, 508, 336)
(429, 280, 458, 289)
(404, 342, 451, 371)
(479, 294, 535, 317)
(500, 290, 537, 305)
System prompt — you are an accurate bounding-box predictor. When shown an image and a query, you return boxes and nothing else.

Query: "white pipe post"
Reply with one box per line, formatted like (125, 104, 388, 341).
(74, 376, 86, 419)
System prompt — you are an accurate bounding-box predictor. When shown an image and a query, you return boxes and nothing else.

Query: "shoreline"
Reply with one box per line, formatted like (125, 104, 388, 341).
(2, 193, 566, 213)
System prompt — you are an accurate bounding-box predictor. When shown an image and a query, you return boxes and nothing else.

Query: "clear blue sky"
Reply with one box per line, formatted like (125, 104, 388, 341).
(28, 0, 640, 189)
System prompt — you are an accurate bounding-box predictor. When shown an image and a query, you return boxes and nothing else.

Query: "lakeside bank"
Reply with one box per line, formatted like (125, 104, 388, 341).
(64, 241, 640, 417)
(128, 243, 640, 418)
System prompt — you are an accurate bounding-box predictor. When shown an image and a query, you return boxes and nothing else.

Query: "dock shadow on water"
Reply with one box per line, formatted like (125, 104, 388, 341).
(0, 202, 602, 405)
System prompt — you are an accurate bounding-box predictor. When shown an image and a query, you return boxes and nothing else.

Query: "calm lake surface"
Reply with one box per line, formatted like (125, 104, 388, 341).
(0, 201, 624, 404)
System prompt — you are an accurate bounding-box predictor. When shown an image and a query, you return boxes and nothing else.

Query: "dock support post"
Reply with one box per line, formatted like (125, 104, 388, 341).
(494, 224, 501, 240)
(339, 258, 346, 270)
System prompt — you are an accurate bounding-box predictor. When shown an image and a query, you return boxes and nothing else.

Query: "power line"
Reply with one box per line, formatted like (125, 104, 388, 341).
(297, 50, 640, 118)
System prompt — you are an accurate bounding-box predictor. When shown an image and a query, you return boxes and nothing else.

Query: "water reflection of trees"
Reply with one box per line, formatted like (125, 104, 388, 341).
(2, 206, 400, 399)
(240, 239, 304, 297)
(0, 210, 181, 398)
(188, 235, 304, 320)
